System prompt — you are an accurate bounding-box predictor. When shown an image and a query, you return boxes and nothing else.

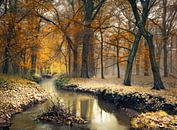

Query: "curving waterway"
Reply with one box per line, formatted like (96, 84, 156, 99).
(10, 79, 130, 130)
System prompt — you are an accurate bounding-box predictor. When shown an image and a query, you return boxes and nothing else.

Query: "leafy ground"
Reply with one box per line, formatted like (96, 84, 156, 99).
(131, 111, 177, 129)
(0, 74, 48, 128)
(69, 75, 177, 103)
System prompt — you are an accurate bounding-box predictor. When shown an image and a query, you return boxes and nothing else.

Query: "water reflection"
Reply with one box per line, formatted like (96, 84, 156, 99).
(10, 79, 129, 130)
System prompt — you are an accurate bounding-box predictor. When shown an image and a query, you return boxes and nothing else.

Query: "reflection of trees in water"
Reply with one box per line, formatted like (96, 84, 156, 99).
(75, 98, 94, 120)
(60, 92, 95, 121)
(58, 91, 130, 129)
(97, 98, 131, 127)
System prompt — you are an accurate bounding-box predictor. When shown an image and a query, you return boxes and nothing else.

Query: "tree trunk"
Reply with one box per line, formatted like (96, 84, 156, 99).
(68, 45, 71, 77)
(135, 55, 140, 75)
(162, 0, 168, 77)
(81, 27, 90, 78)
(144, 41, 149, 76)
(31, 47, 37, 75)
(144, 32, 165, 89)
(156, 47, 162, 68)
(88, 43, 95, 77)
(100, 30, 104, 79)
(72, 46, 78, 77)
(124, 31, 142, 85)
(117, 45, 120, 78)
(127, 0, 165, 89)
(163, 38, 168, 77)
(170, 38, 173, 73)
(12, 63, 19, 74)
(2, 46, 9, 74)
(2, 23, 13, 74)
(81, 0, 93, 78)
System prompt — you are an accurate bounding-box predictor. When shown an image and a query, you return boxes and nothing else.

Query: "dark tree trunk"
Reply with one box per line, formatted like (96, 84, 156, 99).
(100, 30, 104, 79)
(127, 0, 165, 90)
(124, 31, 142, 85)
(31, 47, 37, 75)
(116, 41, 120, 78)
(68, 45, 71, 77)
(144, 32, 165, 89)
(72, 46, 78, 77)
(81, 0, 105, 78)
(81, 27, 90, 78)
(81, 0, 93, 78)
(3, 23, 13, 74)
(12, 63, 19, 74)
(2, 47, 9, 74)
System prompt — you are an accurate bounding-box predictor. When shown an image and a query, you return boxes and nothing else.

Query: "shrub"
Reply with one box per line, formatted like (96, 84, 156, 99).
(32, 73, 42, 83)
(0, 78, 6, 86)
(55, 74, 69, 89)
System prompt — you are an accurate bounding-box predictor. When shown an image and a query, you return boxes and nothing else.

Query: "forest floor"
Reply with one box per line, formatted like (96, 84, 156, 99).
(69, 75, 177, 103)
(0, 74, 48, 128)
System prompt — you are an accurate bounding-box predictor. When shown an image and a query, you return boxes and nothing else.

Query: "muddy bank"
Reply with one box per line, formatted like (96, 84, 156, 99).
(0, 77, 48, 128)
(62, 85, 177, 115)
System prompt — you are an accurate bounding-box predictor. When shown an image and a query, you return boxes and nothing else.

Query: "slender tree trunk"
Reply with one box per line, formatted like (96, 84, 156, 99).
(100, 30, 104, 79)
(170, 38, 173, 73)
(117, 45, 120, 78)
(163, 38, 168, 77)
(144, 41, 149, 76)
(156, 47, 162, 68)
(31, 47, 37, 75)
(136, 55, 140, 75)
(112, 57, 115, 75)
(2, 46, 9, 74)
(72, 46, 78, 77)
(144, 32, 165, 89)
(162, 0, 168, 77)
(124, 31, 142, 85)
(68, 45, 71, 77)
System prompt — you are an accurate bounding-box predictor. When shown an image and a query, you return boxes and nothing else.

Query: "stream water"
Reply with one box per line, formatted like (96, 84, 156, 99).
(10, 79, 130, 130)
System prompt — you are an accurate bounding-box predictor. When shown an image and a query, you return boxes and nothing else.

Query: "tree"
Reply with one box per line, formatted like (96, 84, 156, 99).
(81, 0, 106, 78)
(124, 0, 164, 90)
(151, 0, 177, 77)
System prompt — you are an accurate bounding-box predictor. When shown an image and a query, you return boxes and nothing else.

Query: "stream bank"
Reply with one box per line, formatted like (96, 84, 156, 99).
(10, 79, 130, 130)
(61, 84, 177, 129)
(0, 75, 48, 128)
(62, 83, 177, 115)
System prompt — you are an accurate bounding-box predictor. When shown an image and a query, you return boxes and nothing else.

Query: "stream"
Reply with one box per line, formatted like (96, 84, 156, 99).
(10, 79, 130, 130)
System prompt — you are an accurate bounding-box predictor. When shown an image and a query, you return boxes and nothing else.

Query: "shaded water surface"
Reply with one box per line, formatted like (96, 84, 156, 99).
(10, 79, 130, 130)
